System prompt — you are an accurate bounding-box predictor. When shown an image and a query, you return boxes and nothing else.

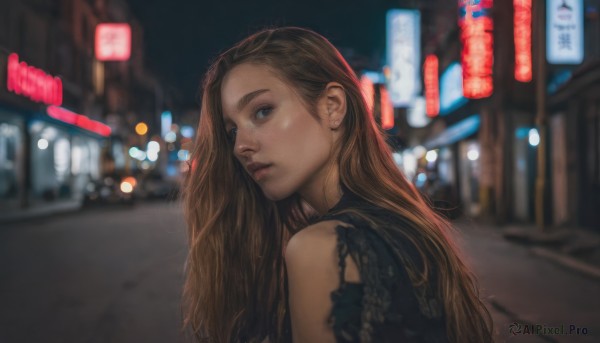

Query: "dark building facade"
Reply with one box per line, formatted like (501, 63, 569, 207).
(410, 0, 599, 231)
(0, 0, 169, 220)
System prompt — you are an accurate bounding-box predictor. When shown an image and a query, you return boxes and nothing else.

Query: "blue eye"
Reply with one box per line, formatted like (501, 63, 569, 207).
(227, 127, 237, 141)
(255, 106, 272, 119)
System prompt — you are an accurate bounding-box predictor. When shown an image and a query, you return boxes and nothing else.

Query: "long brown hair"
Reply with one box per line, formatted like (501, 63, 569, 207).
(182, 27, 493, 342)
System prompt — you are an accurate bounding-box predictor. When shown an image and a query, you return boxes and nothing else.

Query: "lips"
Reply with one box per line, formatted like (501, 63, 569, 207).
(246, 162, 272, 180)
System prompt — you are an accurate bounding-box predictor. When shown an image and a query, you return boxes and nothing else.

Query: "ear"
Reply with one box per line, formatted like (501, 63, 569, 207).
(318, 82, 347, 130)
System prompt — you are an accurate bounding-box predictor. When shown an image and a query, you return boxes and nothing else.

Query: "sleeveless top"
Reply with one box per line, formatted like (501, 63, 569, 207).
(282, 184, 448, 343)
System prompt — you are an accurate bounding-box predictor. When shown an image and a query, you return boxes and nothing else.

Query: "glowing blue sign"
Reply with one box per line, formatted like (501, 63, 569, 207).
(161, 111, 172, 138)
(440, 62, 468, 115)
(424, 114, 480, 150)
(387, 9, 421, 107)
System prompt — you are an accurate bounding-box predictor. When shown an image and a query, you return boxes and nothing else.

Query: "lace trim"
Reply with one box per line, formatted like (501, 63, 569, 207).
(329, 222, 401, 342)
(326, 213, 444, 343)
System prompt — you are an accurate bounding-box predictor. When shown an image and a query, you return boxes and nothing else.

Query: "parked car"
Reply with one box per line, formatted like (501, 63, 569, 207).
(139, 173, 179, 200)
(83, 175, 137, 206)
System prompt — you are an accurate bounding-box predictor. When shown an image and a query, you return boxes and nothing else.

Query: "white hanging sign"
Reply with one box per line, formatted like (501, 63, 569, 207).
(547, 0, 584, 64)
(387, 9, 421, 107)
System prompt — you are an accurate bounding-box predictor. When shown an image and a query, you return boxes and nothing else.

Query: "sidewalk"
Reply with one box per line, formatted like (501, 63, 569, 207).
(0, 200, 82, 227)
(454, 218, 600, 343)
(500, 223, 600, 281)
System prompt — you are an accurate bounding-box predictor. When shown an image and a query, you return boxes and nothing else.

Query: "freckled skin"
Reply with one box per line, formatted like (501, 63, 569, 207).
(220, 63, 335, 204)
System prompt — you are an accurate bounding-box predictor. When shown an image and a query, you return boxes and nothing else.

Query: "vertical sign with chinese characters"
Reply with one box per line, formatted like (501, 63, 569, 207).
(547, 0, 584, 64)
(514, 0, 532, 82)
(95, 23, 132, 61)
(424, 55, 440, 117)
(458, 0, 494, 99)
(387, 9, 421, 107)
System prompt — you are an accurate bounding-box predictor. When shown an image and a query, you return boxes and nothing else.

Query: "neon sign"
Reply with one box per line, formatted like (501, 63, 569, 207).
(6, 53, 63, 106)
(458, 0, 494, 99)
(514, 0, 532, 82)
(95, 23, 132, 61)
(360, 75, 375, 113)
(387, 9, 421, 107)
(424, 55, 440, 117)
(379, 85, 394, 129)
(47, 106, 111, 137)
(440, 62, 468, 115)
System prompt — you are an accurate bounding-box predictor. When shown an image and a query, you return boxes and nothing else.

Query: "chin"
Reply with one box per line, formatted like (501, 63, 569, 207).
(259, 184, 295, 202)
(261, 190, 289, 202)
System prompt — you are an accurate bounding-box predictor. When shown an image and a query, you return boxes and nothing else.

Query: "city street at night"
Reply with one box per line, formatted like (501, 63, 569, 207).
(1, 0, 599, 342)
(1, 203, 598, 343)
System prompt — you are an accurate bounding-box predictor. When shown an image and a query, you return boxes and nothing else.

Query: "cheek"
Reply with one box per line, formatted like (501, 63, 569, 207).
(263, 110, 314, 151)
(256, 111, 331, 197)
(263, 111, 328, 158)
(270, 117, 332, 186)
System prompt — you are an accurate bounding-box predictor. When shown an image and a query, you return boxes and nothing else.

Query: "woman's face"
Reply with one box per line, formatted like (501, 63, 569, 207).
(220, 63, 335, 201)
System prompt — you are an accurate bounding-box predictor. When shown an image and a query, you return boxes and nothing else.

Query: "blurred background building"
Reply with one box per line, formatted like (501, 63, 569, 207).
(1, 0, 598, 232)
(356, 0, 599, 232)
(0, 0, 188, 220)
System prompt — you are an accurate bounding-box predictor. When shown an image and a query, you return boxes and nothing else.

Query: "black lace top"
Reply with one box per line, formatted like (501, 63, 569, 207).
(283, 185, 448, 343)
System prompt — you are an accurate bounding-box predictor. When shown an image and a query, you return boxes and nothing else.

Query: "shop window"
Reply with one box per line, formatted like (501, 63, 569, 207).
(459, 140, 481, 216)
(30, 122, 72, 202)
(71, 136, 101, 199)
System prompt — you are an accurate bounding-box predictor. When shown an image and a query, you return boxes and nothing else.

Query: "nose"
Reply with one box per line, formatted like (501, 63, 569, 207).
(233, 127, 256, 159)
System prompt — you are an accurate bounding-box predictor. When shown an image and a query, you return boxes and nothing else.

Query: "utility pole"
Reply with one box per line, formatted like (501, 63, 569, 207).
(535, 0, 548, 230)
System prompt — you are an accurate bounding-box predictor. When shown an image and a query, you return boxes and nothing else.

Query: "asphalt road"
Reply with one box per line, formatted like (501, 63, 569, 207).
(0, 203, 598, 343)
(0, 202, 188, 343)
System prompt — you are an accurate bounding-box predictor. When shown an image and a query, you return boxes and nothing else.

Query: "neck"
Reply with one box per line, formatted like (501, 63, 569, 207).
(298, 166, 343, 216)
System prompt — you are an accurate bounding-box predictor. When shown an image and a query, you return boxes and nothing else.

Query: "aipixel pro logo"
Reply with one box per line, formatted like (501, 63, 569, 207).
(509, 322, 589, 336)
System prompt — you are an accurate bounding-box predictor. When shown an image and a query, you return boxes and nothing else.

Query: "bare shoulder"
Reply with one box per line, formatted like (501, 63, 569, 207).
(285, 219, 360, 285)
(284, 220, 353, 262)
(284, 220, 359, 342)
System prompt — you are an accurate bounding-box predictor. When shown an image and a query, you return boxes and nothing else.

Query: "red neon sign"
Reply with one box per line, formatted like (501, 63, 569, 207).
(95, 23, 132, 61)
(379, 85, 394, 130)
(459, 0, 494, 99)
(514, 0, 532, 82)
(6, 53, 63, 106)
(424, 55, 440, 117)
(360, 75, 375, 113)
(47, 106, 111, 137)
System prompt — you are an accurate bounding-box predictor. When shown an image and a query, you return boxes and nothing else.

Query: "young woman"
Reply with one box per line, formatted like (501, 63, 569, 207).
(182, 27, 494, 343)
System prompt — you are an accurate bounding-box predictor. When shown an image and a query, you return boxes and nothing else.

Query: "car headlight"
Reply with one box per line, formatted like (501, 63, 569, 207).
(120, 177, 136, 194)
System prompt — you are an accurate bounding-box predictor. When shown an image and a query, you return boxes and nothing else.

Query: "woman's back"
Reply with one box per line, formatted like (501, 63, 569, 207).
(283, 185, 448, 342)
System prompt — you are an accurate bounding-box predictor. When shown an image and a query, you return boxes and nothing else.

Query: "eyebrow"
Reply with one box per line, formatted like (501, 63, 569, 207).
(236, 89, 270, 112)
(223, 89, 271, 124)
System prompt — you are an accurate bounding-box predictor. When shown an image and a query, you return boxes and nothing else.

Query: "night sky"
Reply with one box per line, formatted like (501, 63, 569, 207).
(126, 0, 394, 106)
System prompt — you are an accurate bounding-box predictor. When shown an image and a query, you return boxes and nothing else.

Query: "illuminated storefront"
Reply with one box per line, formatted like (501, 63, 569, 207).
(422, 114, 481, 217)
(0, 51, 109, 218)
(28, 112, 105, 204)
